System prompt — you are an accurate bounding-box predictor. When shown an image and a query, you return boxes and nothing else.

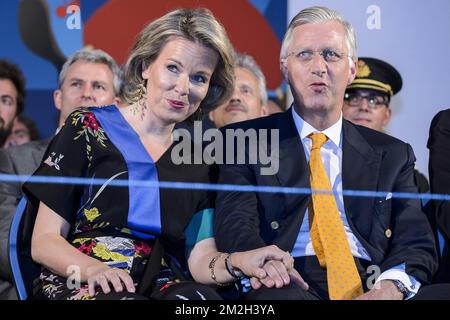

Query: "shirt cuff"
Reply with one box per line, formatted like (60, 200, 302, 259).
(374, 263, 421, 299)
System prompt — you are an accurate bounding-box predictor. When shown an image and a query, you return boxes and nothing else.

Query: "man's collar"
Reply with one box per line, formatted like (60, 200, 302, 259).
(291, 107, 342, 148)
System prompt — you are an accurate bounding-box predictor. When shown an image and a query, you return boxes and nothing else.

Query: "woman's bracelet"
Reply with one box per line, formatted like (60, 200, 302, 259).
(224, 253, 244, 279)
(208, 253, 233, 286)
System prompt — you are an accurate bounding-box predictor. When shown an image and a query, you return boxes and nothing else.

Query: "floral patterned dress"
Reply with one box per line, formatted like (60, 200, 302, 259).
(23, 105, 216, 300)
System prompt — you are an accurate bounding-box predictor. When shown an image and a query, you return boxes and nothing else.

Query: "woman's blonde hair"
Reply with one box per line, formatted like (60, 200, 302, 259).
(123, 8, 235, 121)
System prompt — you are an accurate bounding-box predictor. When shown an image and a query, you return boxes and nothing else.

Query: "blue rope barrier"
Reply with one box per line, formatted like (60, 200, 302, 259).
(1, 173, 449, 201)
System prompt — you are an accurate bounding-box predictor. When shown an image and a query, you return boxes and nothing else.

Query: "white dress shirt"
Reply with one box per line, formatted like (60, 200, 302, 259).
(290, 107, 419, 298)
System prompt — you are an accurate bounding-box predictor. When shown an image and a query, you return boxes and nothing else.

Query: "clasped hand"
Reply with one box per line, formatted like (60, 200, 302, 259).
(232, 245, 309, 291)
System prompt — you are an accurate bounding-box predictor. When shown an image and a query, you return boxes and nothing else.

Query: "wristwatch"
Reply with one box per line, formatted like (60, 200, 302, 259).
(391, 280, 409, 299)
(224, 253, 244, 279)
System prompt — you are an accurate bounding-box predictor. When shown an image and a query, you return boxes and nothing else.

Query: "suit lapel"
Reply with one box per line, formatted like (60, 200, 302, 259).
(342, 120, 382, 220)
(275, 108, 309, 191)
(271, 108, 310, 250)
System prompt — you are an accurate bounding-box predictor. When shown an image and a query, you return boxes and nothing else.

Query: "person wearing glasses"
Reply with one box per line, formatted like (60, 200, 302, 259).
(214, 6, 438, 300)
(342, 57, 429, 193)
(342, 57, 400, 132)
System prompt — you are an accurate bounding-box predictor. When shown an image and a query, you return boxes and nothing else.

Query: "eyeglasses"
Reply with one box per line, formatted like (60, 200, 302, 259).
(287, 48, 351, 63)
(344, 92, 389, 110)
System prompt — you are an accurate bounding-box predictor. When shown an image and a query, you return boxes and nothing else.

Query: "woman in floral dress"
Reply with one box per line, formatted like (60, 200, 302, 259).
(23, 8, 297, 300)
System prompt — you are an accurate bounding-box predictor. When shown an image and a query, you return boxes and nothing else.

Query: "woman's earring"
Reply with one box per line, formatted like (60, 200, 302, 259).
(138, 80, 148, 120)
(132, 80, 147, 117)
(131, 102, 139, 116)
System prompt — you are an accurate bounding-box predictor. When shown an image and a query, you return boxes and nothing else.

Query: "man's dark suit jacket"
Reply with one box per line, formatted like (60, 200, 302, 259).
(0, 139, 50, 299)
(428, 109, 450, 283)
(215, 108, 438, 286)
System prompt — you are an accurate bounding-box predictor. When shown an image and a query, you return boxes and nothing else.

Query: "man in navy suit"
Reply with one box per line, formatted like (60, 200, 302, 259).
(428, 109, 450, 283)
(214, 6, 437, 300)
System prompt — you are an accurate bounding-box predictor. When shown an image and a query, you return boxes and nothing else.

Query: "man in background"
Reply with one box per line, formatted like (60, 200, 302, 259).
(209, 52, 268, 128)
(0, 47, 121, 299)
(4, 115, 41, 148)
(342, 57, 429, 193)
(0, 60, 26, 148)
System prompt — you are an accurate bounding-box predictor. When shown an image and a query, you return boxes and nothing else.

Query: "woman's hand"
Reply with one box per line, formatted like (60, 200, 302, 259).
(31, 201, 137, 297)
(230, 245, 308, 290)
(230, 245, 292, 278)
(86, 266, 136, 297)
(250, 261, 308, 291)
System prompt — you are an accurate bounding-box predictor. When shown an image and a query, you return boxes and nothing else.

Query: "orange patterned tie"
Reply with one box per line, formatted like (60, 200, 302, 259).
(307, 133, 363, 300)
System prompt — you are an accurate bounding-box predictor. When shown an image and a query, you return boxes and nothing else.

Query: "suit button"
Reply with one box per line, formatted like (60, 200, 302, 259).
(385, 229, 392, 238)
(270, 221, 279, 230)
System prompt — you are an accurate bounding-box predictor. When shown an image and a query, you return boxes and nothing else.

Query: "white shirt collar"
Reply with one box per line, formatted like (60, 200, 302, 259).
(291, 106, 342, 148)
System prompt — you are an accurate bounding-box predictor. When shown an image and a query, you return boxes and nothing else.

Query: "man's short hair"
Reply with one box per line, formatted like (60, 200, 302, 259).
(280, 6, 357, 62)
(0, 59, 26, 115)
(234, 53, 268, 106)
(58, 47, 122, 96)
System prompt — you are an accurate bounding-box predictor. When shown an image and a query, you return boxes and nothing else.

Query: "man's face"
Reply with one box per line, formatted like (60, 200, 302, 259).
(282, 21, 356, 117)
(209, 67, 267, 128)
(342, 89, 391, 131)
(54, 60, 116, 126)
(0, 78, 19, 146)
(4, 117, 31, 147)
